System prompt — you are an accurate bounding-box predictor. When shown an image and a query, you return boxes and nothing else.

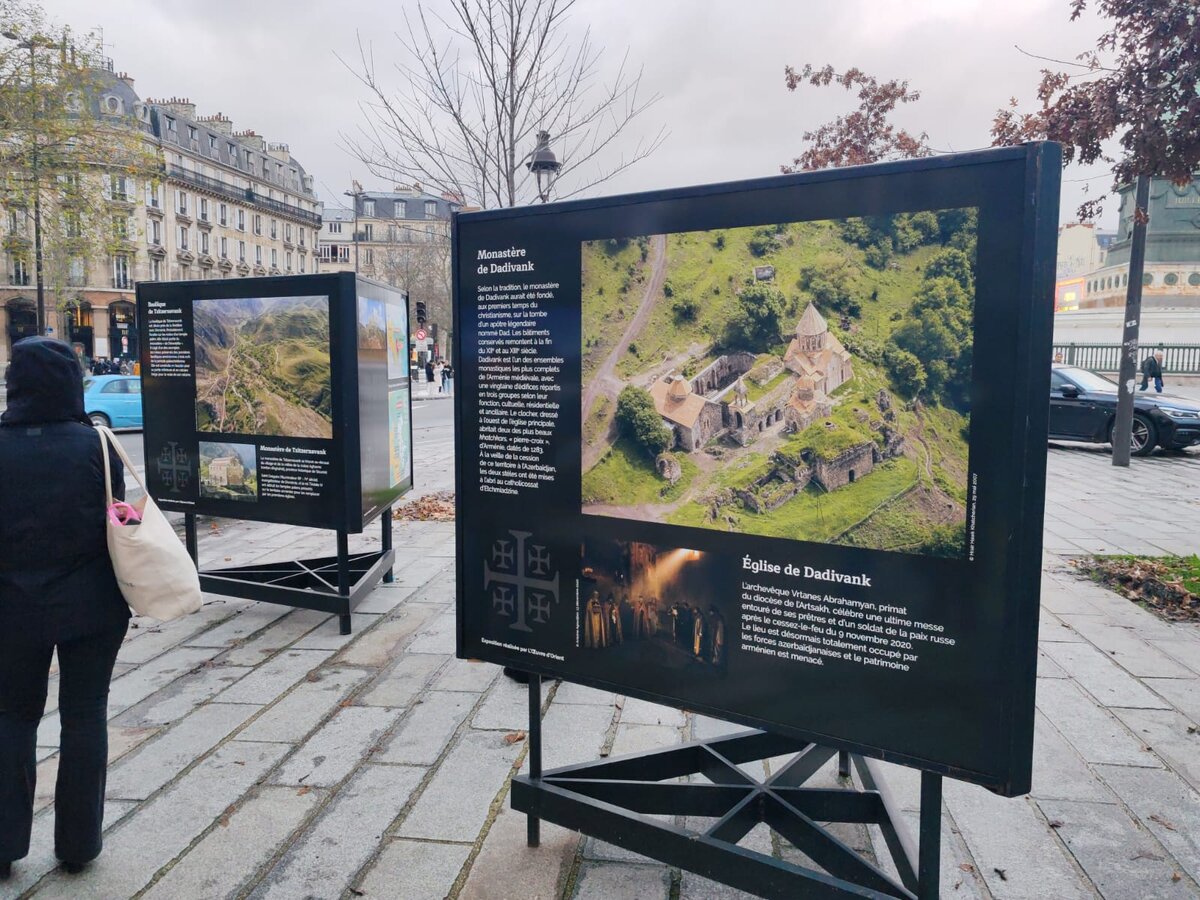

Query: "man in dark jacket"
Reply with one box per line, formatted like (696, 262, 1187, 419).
(0, 337, 129, 879)
(1139, 350, 1165, 393)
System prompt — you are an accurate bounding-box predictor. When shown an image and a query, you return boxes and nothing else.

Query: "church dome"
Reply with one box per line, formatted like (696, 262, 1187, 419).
(796, 303, 828, 337)
(668, 377, 691, 400)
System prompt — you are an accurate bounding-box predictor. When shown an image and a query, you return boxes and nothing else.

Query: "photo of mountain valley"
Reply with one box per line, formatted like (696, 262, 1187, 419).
(581, 210, 977, 558)
(195, 295, 333, 438)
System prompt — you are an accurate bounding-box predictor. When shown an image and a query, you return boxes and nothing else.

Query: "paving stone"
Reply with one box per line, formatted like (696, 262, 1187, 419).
(250, 763, 425, 900)
(944, 782, 1093, 900)
(611, 722, 682, 756)
(474, 676, 532, 730)
(219, 609, 330, 667)
(357, 653, 447, 707)
(520, 700, 614, 772)
(619, 696, 687, 727)
(237, 665, 373, 743)
(866, 809, 991, 900)
(1041, 641, 1172, 709)
(1149, 639, 1200, 676)
(1142, 676, 1200, 722)
(1035, 678, 1163, 767)
(217, 648, 335, 705)
(432, 656, 501, 693)
(29, 740, 289, 899)
(572, 861, 671, 900)
(1040, 798, 1197, 898)
(141, 785, 323, 900)
(693, 714, 746, 742)
(3, 798, 137, 895)
(106, 645, 223, 716)
(1094, 764, 1200, 886)
(551, 681, 617, 706)
(112, 662, 253, 727)
(1030, 712, 1114, 802)
(273, 705, 402, 787)
(352, 581, 420, 615)
(117, 601, 243, 664)
(1111, 708, 1200, 790)
(678, 871, 764, 899)
(377, 690, 477, 765)
(397, 729, 521, 841)
(405, 612, 457, 654)
(1038, 648, 1069, 679)
(182, 601, 293, 648)
(459, 802, 579, 900)
(334, 605, 438, 667)
(355, 837, 472, 899)
(291, 613, 382, 650)
(1057, 618, 1195, 678)
(107, 702, 260, 800)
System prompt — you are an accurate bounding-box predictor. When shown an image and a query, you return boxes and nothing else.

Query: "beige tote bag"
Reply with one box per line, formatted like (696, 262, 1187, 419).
(97, 425, 203, 621)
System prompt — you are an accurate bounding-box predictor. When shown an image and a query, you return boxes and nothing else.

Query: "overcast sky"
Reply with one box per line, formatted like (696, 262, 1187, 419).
(46, 0, 1116, 225)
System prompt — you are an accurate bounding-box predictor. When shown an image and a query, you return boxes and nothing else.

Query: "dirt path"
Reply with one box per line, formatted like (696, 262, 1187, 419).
(582, 234, 668, 471)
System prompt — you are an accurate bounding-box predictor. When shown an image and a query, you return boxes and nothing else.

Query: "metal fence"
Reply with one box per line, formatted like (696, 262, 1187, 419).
(1052, 343, 1200, 375)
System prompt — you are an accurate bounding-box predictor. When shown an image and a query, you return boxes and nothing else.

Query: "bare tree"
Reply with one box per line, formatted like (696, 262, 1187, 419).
(341, 0, 665, 209)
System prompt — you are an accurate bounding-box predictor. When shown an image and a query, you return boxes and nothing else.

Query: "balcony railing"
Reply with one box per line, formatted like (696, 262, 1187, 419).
(1054, 342, 1200, 376)
(166, 165, 323, 229)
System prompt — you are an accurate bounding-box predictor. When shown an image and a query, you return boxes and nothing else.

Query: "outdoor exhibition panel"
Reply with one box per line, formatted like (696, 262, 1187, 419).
(454, 145, 1060, 797)
(138, 272, 413, 631)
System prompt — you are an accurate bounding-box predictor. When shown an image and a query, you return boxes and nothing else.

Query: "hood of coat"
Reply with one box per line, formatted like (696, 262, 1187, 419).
(1, 337, 89, 427)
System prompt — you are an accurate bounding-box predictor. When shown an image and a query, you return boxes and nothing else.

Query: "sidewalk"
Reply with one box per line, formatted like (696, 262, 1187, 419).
(7, 446, 1200, 899)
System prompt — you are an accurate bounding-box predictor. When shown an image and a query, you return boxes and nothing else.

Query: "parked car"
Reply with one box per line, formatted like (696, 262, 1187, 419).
(83, 374, 143, 430)
(1049, 364, 1200, 456)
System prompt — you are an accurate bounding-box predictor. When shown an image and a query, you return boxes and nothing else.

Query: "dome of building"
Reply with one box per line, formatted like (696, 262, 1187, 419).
(668, 377, 691, 400)
(796, 303, 828, 337)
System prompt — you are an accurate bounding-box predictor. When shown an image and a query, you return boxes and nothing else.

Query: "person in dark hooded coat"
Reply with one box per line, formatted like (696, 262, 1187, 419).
(0, 337, 129, 880)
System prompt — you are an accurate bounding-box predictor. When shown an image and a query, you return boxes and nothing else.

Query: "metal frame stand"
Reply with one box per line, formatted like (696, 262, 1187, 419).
(183, 508, 395, 635)
(513, 678, 942, 899)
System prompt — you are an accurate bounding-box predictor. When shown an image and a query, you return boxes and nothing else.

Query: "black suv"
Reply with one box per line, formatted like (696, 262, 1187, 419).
(1049, 364, 1200, 456)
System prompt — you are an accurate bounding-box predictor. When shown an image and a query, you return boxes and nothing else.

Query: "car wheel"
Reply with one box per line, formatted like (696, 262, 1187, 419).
(1109, 414, 1157, 457)
(89, 413, 111, 428)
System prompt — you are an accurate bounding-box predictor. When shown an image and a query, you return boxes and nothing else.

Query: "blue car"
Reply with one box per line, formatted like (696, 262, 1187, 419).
(83, 375, 143, 430)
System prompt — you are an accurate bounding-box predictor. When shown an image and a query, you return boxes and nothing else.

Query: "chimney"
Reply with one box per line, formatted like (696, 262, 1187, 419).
(117, 72, 134, 89)
(159, 96, 196, 120)
(201, 112, 234, 136)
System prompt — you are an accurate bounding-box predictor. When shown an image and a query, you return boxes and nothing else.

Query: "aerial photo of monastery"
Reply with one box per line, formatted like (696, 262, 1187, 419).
(580, 211, 978, 558)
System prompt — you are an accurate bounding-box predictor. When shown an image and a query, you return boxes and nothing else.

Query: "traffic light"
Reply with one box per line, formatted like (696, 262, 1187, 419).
(415, 301, 427, 324)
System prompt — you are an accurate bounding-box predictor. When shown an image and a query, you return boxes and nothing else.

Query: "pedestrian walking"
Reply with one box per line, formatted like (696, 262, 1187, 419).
(434, 361, 445, 392)
(443, 363, 454, 395)
(1139, 350, 1165, 393)
(0, 338, 129, 880)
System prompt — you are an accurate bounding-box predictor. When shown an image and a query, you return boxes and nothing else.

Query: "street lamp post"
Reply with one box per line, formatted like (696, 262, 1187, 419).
(344, 180, 363, 273)
(526, 131, 562, 203)
(4, 31, 51, 335)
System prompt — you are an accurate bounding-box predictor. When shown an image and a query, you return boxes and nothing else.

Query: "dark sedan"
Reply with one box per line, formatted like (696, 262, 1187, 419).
(1049, 364, 1200, 456)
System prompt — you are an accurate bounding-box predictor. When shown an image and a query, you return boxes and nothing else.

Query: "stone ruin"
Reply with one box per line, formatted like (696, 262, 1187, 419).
(655, 453, 682, 485)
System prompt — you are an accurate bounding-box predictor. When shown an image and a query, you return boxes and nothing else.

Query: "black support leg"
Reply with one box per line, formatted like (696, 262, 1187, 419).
(918, 771, 943, 900)
(337, 530, 352, 635)
(184, 513, 198, 566)
(381, 506, 394, 584)
(838, 749, 851, 779)
(527, 673, 542, 848)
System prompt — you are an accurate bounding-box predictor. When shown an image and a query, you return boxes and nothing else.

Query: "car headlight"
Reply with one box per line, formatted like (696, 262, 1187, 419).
(1161, 408, 1200, 419)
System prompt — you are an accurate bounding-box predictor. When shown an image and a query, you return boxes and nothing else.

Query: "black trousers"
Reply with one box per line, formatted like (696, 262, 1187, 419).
(0, 620, 126, 864)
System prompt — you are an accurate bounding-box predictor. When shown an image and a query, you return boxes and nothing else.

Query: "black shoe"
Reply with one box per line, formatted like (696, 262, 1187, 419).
(0, 861, 12, 880)
(503, 667, 530, 684)
(62, 861, 86, 875)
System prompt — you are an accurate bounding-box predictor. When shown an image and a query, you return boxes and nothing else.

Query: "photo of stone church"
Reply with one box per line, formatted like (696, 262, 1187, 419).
(580, 209, 977, 558)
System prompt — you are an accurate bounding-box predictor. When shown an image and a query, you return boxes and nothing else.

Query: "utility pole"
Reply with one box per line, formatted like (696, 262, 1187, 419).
(344, 180, 363, 274)
(1110, 174, 1151, 467)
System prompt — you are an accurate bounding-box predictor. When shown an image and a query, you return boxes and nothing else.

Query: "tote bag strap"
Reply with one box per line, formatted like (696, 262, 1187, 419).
(96, 424, 149, 500)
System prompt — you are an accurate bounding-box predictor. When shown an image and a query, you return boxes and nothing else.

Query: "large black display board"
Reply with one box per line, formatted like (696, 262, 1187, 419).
(455, 145, 1060, 795)
(138, 273, 412, 533)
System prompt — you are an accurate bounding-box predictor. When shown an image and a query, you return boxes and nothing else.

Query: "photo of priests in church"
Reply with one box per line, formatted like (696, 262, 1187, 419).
(579, 540, 729, 674)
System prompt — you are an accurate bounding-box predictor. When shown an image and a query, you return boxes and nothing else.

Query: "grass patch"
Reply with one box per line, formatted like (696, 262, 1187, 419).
(745, 370, 789, 402)
(1075, 554, 1200, 622)
(584, 393, 612, 446)
(668, 456, 918, 543)
(582, 438, 696, 506)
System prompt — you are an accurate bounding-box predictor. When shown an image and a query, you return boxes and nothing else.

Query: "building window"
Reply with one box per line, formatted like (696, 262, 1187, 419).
(108, 174, 131, 201)
(285, 223, 292, 242)
(149, 257, 162, 281)
(238, 240, 246, 262)
(150, 219, 162, 245)
(165, 116, 177, 133)
(177, 190, 189, 215)
(362, 223, 373, 241)
(228, 141, 237, 159)
(68, 257, 85, 286)
(111, 215, 129, 240)
(8, 209, 21, 233)
(299, 255, 306, 273)
(328, 222, 342, 234)
(255, 245, 262, 265)
(10, 255, 29, 285)
(188, 125, 198, 143)
(270, 218, 277, 239)
(425, 200, 436, 217)
(363, 248, 373, 265)
(396, 200, 406, 218)
(200, 231, 210, 254)
(363, 199, 375, 217)
(220, 236, 228, 258)
(177, 226, 190, 250)
(299, 227, 306, 247)
(209, 134, 218, 151)
(271, 248, 277, 267)
(237, 209, 246, 231)
(286, 251, 293, 271)
(112, 254, 132, 289)
(1189, 273, 1200, 287)
(253, 214, 262, 235)
(1143, 273, 1153, 287)
(145, 182, 161, 209)
(1164, 272, 1179, 286)
(199, 197, 209, 221)
(180, 263, 190, 280)
(425, 224, 435, 242)
(245, 150, 254, 173)
(219, 203, 227, 226)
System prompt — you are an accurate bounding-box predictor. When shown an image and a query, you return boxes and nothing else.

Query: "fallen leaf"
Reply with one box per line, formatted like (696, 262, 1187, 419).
(350, 889, 366, 896)
(297, 786, 312, 796)
(504, 731, 527, 744)
(1187, 725, 1197, 735)
(1048, 819, 1064, 829)
(1173, 871, 1183, 882)
(993, 868, 1008, 882)
(1149, 814, 1177, 832)
(958, 863, 976, 873)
